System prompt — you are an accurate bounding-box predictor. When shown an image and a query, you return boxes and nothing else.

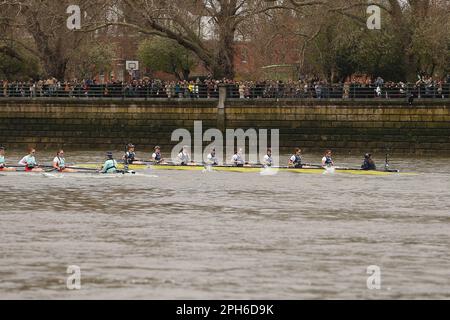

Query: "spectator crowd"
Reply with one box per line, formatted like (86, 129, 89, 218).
(1, 75, 450, 100)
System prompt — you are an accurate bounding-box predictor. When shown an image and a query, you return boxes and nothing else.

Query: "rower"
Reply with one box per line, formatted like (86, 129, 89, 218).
(124, 143, 136, 163)
(0, 146, 15, 171)
(18, 148, 43, 172)
(177, 146, 191, 165)
(124, 143, 144, 164)
(101, 151, 118, 173)
(263, 148, 273, 167)
(231, 148, 244, 167)
(152, 146, 163, 164)
(361, 153, 376, 171)
(322, 150, 334, 167)
(288, 148, 303, 168)
(53, 149, 76, 172)
(206, 148, 219, 166)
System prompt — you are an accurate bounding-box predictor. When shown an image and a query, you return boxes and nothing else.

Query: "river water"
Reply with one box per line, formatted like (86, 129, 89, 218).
(1, 150, 449, 299)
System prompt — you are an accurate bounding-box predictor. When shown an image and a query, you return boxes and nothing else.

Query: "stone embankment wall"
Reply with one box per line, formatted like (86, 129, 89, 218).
(0, 98, 449, 154)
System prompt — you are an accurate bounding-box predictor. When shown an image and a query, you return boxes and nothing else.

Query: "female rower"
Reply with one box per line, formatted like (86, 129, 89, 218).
(53, 149, 76, 172)
(18, 148, 43, 172)
(152, 146, 164, 164)
(288, 148, 303, 168)
(322, 150, 334, 167)
(361, 153, 376, 171)
(231, 148, 244, 167)
(177, 146, 191, 165)
(123, 143, 144, 165)
(263, 148, 273, 167)
(101, 152, 118, 173)
(206, 147, 219, 166)
(0, 146, 16, 171)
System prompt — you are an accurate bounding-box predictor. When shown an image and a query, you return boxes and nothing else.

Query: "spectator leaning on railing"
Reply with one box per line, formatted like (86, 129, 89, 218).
(1, 76, 449, 100)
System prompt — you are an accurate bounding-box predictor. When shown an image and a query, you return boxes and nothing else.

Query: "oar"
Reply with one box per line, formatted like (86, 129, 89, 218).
(302, 163, 325, 168)
(8, 164, 53, 169)
(65, 166, 99, 172)
(302, 163, 357, 170)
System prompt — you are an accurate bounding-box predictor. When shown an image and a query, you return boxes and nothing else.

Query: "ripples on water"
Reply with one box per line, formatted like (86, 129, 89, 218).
(1, 151, 449, 299)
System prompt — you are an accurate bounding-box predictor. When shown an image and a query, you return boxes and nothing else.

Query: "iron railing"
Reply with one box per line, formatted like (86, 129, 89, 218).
(0, 82, 449, 100)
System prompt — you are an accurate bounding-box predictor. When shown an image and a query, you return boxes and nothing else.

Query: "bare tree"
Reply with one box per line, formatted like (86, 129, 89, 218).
(384, 0, 450, 79)
(83, 0, 301, 79)
(1, 0, 109, 80)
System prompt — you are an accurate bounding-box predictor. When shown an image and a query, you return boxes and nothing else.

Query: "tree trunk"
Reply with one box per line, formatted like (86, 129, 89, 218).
(388, 0, 431, 81)
(182, 69, 190, 81)
(42, 56, 68, 80)
(212, 22, 236, 79)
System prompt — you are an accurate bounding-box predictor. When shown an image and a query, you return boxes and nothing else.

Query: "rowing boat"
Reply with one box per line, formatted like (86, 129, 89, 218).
(0, 170, 158, 178)
(0, 170, 137, 175)
(72, 163, 414, 176)
(150, 165, 410, 175)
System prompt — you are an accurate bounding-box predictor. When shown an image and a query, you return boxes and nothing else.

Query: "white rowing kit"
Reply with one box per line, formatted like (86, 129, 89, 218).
(263, 154, 273, 166)
(178, 152, 191, 164)
(207, 153, 219, 164)
(231, 153, 244, 165)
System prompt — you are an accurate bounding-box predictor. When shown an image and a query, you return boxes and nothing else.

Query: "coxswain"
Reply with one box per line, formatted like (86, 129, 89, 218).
(18, 148, 43, 172)
(288, 148, 303, 168)
(206, 147, 219, 165)
(52, 149, 76, 172)
(231, 148, 244, 167)
(177, 146, 191, 165)
(322, 150, 334, 167)
(152, 146, 163, 164)
(263, 148, 273, 167)
(101, 151, 118, 173)
(0, 146, 15, 171)
(361, 153, 376, 171)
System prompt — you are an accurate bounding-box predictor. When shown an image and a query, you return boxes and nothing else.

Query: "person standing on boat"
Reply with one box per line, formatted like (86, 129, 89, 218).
(177, 146, 191, 165)
(231, 148, 244, 167)
(322, 150, 334, 167)
(18, 148, 43, 172)
(152, 146, 164, 164)
(0, 146, 15, 171)
(361, 153, 376, 171)
(101, 152, 118, 173)
(288, 148, 303, 168)
(52, 149, 76, 172)
(206, 147, 219, 165)
(263, 148, 273, 167)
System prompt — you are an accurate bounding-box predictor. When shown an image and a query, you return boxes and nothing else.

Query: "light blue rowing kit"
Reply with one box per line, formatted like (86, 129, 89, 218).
(19, 155, 37, 168)
(53, 156, 66, 170)
(101, 159, 118, 173)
